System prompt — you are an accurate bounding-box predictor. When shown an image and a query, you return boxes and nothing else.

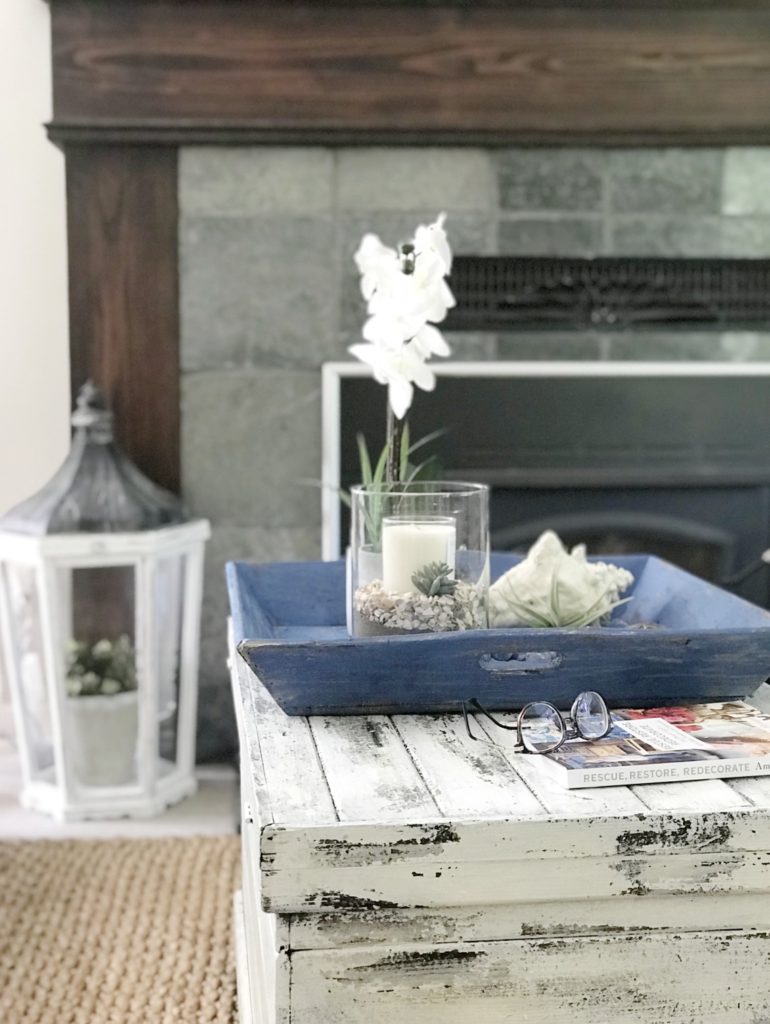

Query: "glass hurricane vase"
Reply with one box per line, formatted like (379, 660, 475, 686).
(349, 481, 489, 637)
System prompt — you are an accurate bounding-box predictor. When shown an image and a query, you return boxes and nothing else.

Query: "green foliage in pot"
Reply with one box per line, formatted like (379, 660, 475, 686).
(66, 635, 137, 698)
(343, 424, 444, 547)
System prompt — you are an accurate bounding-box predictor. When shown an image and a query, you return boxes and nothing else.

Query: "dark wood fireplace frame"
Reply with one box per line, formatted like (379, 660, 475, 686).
(49, 0, 770, 492)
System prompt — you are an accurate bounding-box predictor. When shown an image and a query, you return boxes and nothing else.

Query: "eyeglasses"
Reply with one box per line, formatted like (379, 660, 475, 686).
(463, 690, 612, 753)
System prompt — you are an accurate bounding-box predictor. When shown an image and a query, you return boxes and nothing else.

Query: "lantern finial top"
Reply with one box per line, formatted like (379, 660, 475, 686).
(0, 382, 187, 535)
(71, 381, 114, 443)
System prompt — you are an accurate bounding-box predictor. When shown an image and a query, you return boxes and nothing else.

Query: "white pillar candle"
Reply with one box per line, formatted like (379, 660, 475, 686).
(381, 517, 456, 595)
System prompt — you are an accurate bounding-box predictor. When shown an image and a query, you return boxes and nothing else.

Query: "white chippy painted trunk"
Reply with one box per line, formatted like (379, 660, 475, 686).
(229, 627, 770, 1024)
(290, 930, 770, 1024)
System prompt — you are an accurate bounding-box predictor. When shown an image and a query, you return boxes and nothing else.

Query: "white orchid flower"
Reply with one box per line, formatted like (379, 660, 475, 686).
(364, 314, 451, 362)
(354, 233, 399, 301)
(362, 310, 426, 350)
(412, 323, 451, 359)
(350, 215, 454, 417)
(408, 247, 456, 321)
(367, 254, 455, 325)
(414, 212, 453, 274)
(349, 342, 436, 419)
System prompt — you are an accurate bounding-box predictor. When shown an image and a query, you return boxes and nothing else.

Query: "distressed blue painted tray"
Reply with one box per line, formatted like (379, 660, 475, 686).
(226, 553, 770, 716)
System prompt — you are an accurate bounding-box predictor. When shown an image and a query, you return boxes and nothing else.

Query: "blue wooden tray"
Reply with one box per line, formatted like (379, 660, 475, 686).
(227, 553, 770, 716)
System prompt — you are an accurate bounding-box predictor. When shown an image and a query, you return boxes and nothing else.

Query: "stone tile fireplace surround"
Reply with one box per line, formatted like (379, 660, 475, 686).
(179, 145, 770, 754)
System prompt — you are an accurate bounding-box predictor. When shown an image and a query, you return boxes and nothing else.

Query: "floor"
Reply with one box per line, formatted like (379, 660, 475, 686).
(0, 704, 240, 839)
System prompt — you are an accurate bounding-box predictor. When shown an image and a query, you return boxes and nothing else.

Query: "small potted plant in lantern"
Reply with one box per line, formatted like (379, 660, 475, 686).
(66, 634, 139, 786)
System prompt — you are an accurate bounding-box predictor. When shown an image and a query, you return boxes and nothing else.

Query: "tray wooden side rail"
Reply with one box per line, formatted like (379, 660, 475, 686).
(227, 553, 770, 716)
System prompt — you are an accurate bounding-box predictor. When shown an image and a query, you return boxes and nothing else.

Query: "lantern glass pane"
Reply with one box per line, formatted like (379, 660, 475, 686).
(155, 553, 186, 771)
(64, 566, 140, 788)
(4, 565, 55, 783)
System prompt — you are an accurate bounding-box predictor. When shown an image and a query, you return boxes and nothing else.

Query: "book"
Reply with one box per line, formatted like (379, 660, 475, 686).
(539, 701, 770, 789)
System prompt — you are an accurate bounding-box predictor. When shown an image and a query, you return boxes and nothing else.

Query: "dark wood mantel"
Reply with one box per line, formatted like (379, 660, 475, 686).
(51, 0, 770, 146)
(50, 0, 770, 490)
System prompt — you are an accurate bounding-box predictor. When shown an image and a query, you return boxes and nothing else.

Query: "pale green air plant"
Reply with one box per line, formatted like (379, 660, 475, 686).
(492, 568, 631, 629)
(489, 531, 634, 629)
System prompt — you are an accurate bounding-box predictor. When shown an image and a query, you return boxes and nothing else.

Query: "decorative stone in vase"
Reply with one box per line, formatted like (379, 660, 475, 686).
(348, 482, 489, 636)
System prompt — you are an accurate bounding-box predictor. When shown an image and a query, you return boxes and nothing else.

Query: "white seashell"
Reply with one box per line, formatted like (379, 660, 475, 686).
(489, 530, 633, 629)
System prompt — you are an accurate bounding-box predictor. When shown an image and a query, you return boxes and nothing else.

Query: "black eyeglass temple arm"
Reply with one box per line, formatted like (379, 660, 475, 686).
(463, 697, 520, 742)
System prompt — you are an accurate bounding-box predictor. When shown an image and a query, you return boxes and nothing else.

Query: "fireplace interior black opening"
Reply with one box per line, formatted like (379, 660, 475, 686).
(337, 371, 770, 608)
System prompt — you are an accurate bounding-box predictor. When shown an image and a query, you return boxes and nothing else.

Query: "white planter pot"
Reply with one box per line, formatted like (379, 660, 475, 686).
(67, 690, 139, 787)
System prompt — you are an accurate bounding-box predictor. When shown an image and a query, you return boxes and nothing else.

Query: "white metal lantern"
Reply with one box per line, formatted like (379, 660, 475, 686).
(0, 383, 210, 821)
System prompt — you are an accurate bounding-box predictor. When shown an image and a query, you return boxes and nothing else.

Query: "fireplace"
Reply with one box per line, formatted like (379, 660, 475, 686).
(48, 0, 770, 756)
(325, 364, 770, 608)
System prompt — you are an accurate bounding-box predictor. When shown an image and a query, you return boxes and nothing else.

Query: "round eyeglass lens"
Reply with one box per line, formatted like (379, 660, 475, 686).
(572, 690, 610, 740)
(519, 702, 565, 753)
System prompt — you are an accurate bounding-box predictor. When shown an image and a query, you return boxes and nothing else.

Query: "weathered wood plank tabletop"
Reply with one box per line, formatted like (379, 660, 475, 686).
(230, 628, 770, 1023)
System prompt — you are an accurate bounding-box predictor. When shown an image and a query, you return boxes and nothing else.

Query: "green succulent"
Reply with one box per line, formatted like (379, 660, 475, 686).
(412, 561, 458, 598)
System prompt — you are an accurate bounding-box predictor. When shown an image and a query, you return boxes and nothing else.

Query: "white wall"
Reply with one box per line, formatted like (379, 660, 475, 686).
(0, 0, 70, 515)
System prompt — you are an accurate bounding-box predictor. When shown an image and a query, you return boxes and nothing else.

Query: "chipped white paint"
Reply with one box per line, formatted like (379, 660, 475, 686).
(291, 931, 770, 1024)
(287, 890, 770, 951)
(392, 713, 545, 818)
(242, 819, 279, 1024)
(231, 632, 335, 827)
(263, 844, 770, 915)
(233, 892, 254, 1024)
(240, 818, 290, 1024)
(632, 777, 750, 812)
(310, 715, 439, 821)
(229, 626, 770, 1023)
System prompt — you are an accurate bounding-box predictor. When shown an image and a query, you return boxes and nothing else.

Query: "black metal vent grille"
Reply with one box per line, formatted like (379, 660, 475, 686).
(445, 256, 770, 331)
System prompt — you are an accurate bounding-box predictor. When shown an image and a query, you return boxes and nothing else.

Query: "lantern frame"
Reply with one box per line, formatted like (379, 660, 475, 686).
(0, 519, 210, 821)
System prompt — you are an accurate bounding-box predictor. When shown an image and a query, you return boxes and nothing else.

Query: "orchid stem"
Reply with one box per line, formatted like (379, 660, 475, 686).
(385, 406, 404, 485)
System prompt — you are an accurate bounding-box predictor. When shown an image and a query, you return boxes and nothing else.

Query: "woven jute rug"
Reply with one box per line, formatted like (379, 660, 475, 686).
(0, 835, 241, 1024)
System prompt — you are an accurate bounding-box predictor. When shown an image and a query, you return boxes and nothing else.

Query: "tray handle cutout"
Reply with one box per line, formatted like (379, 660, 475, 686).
(479, 651, 562, 674)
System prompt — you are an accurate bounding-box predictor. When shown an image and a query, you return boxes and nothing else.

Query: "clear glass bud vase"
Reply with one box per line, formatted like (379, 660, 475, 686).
(348, 482, 490, 637)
